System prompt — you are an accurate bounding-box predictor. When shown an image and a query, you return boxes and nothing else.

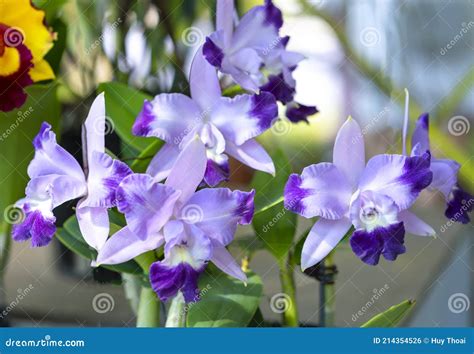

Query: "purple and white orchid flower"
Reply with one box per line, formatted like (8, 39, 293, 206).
(401, 94, 473, 224)
(96, 137, 254, 303)
(133, 46, 277, 187)
(284, 117, 434, 269)
(203, 0, 318, 123)
(12, 94, 132, 250)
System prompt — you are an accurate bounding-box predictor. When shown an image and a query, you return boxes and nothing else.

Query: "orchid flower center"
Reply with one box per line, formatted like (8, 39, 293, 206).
(351, 190, 399, 232)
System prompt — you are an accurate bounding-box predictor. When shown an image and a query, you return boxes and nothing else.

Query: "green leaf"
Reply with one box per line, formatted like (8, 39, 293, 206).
(361, 299, 415, 328)
(0, 84, 60, 221)
(186, 270, 263, 327)
(251, 148, 296, 261)
(130, 139, 164, 173)
(97, 82, 152, 151)
(57, 216, 143, 275)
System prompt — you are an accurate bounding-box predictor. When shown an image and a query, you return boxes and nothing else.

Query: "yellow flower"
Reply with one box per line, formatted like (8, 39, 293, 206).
(0, 0, 55, 112)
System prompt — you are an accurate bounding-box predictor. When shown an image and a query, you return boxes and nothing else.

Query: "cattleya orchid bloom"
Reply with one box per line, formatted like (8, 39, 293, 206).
(12, 94, 132, 249)
(133, 47, 277, 186)
(0, 0, 55, 112)
(203, 0, 318, 123)
(401, 94, 473, 224)
(96, 138, 253, 303)
(284, 117, 434, 269)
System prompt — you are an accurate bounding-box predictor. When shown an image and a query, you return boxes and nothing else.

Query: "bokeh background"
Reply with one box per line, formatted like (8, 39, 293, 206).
(0, 0, 472, 327)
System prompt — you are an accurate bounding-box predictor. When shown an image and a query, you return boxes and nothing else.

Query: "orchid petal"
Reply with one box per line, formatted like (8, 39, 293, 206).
(226, 139, 275, 175)
(189, 47, 221, 111)
(132, 95, 201, 144)
(430, 158, 460, 198)
(25, 174, 86, 208)
(96, 227, 164, 265)
(165, 137, 207, 204)
(333, 117, 365, 186)
(82, 93, 105, 167)
(76, 202, 109, 251)
(180, 188, 255, 246)
(398, 210, 435, 237)
(358, 154, 433, 210)
(411, 113, 430, 155)
(117, 174, 181, 240)
(146, 143, 180, 181)
(81, 151, 132, 208)
(301, 217, 352, 271)
(284, 163, 352, 219)
(231, 0, 282, 51)
(216, 0, 234, 46)
(210, 92, 277, 145)
(211, 246, 247, 282)
(28, 122, 85, 182)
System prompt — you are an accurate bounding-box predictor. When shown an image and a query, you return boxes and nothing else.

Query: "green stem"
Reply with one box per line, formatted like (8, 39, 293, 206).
(0, 223, 11, 310)
(320, 252, 336, 327)
(134, 250, 160, 327)
(279, 257, 299, 327)
(136, 287, 160, 327)
(165, 292, 186, 327)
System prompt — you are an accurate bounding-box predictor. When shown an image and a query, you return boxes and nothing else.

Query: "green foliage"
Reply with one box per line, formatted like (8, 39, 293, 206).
(98, 82, 153, 152)
(361, 299, 415, 328)
(186, 270, 263, 327)
(251, 148, 296, 261)
(56, 215, 143, 276)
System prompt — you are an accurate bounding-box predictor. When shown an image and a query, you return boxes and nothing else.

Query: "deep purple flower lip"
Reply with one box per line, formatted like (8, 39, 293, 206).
(445, 185, 473, 224)
(350, 222, 406, 266)
(12, 209, 56, 247)
(260, 74, 295, 104)
(149, 261, 205, 303)
(286, 103, 319, 123)
(235, 189, 256, 225)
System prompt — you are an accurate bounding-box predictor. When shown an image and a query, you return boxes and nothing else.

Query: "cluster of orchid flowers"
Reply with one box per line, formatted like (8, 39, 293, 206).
(11, 0, 472, 306)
